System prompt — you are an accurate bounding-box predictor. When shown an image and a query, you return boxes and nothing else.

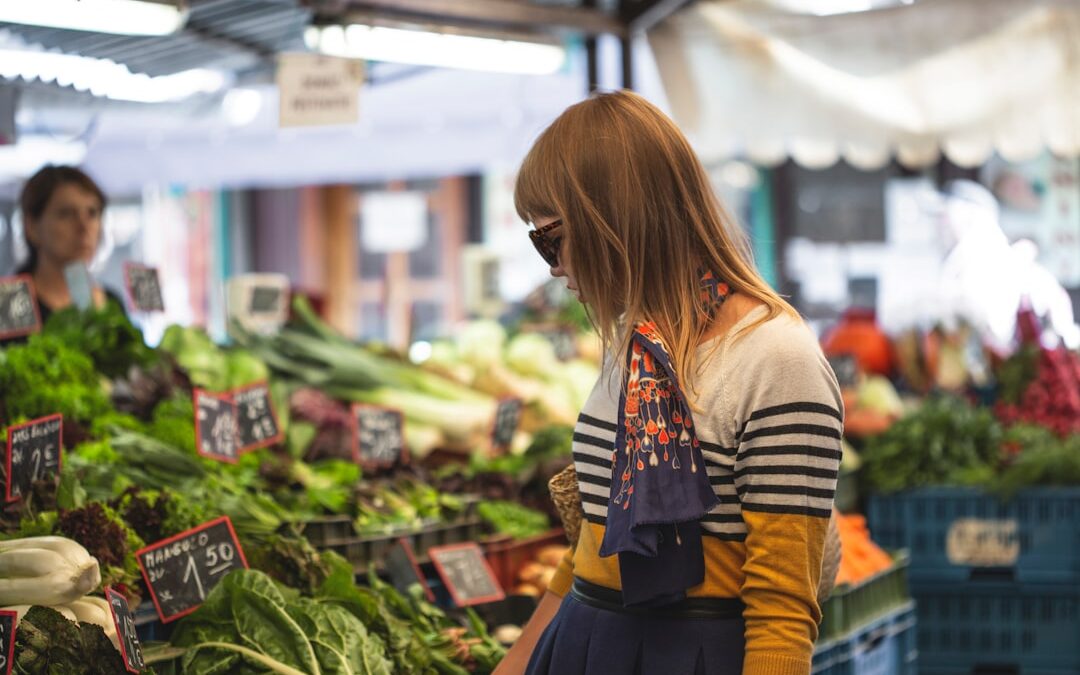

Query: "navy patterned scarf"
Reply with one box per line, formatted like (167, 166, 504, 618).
(597, 270, 731, 606)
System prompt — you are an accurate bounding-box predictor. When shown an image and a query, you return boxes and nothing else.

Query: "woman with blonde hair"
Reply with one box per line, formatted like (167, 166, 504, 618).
(495, 91, 843, 675)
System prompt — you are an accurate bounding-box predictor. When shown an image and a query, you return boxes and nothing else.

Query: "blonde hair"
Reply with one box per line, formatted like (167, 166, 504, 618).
(515, 90, 797, 391)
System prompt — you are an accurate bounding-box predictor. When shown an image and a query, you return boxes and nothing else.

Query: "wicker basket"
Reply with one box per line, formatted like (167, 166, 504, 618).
(548, 464, 584, 546)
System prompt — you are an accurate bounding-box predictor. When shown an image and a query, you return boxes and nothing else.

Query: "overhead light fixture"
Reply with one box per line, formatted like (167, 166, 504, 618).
(0, 0, 187, 36)
(765, 0, 915, 16)
(0, 47, 227, 103)
(306, 24, 566, 75)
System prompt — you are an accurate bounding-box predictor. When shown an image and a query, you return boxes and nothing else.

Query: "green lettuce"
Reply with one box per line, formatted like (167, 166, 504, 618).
(172, 569, 392, 675)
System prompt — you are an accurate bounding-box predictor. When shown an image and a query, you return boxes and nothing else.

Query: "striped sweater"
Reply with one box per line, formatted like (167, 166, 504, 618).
(548, 307, 844, 675)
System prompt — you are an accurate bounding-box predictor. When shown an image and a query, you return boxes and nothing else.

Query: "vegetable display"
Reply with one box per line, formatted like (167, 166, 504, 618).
(12, 605, 127, 674)
(859, 396, 1002, 494)
(833, 514, 893, 587)
(0, 536, 101, 607)
(476, 501, 549, 541)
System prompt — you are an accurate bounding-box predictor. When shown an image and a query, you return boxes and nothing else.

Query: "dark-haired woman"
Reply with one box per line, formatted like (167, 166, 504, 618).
(3, 165, 122, 344)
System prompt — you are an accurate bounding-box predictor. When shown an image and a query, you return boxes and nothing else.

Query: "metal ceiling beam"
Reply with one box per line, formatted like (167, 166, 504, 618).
(305, 0, 626, 37)
(621, 0, 696, 33)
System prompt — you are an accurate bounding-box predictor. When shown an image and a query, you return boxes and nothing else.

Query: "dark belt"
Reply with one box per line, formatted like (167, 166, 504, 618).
(570, 578, 745, 620)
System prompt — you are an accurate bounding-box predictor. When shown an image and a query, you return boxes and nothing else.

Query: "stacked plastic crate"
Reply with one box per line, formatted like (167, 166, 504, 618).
(868, 487, 1080, 675)
(813, 551, 919, 675)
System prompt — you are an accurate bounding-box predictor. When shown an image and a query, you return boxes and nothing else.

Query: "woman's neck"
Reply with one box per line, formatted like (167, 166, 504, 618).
(32, 259, 73, 310)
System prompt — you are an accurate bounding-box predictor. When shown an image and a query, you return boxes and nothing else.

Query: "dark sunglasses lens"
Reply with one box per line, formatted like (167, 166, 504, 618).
(530, 230, 561, 267)
(539, 236, 561, 267)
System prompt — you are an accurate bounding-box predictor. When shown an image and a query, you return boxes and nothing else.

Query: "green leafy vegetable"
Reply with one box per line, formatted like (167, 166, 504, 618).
(477, 500, 550, 540)
(13, 605, 128, 675)
(0, 334, 111, 427)
(172, 569, 393, 675)
(860, 395, 1002, 493)
(43, 302, 157, 379)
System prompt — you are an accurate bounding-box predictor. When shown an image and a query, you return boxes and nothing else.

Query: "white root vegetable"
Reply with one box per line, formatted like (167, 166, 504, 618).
(0, 537, 96, 567)
(67, 597, 120, 650)
(0, 537, 102, 589)
(0, 537, 102, 606)
(0, 559, 101, 606)
(0, 548, 70, 578)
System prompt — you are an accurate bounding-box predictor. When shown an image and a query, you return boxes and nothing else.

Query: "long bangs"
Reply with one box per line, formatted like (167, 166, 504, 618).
(514, 125, 565, 225)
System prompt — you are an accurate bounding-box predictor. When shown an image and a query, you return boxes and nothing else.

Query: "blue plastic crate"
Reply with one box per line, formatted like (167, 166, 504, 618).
(134, 600, 173, 644)
(912, 580, 1080, 673)
(813, 601, 918, 675)
(866, 487, 1080, 584)
(923, 668, 1077, 675)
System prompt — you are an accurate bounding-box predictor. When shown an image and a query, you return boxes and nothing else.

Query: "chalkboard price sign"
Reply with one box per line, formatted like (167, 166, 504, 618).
(124, 263, 165, 313)
(194, 390, 240, 463)
(106, 587, 145, 673)
(234, 383, 283, 452)
(428, 543, 504, 607)
(0, 609, 16, 675)
(0, 275, 41, 340)
(827, 354, 859, 389)
(351, 405, 404, 467)
(137, 516, 248, 623)
(491, 398, 523, 453)
(249, 286, 283, 314)
(385, 538, 434, 602)
(5, 414, 63, 502)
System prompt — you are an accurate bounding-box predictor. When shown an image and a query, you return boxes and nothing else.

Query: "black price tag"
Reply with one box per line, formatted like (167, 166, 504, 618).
(351, 405, 404, 467)
(385, 538, 434, 602)
(136, 516, 248, 623)
(106, 587, 145, 673)
(0, 275, 41, 340)
(541, 328, 577, 360)
(827, 353, 859, 389)
(492, 398, 523, 453)
(194, 390, 240, 463)
(124, 263, 165, 313)
(249, 286, 282, 314)
(429, 543, 505, 607)
(0, 609, 15, 675)
(234, 383, 283, 452)
(5, 414, 63, 502)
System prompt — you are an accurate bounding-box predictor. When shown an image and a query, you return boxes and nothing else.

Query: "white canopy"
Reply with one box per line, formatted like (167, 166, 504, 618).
(649, 0, 1080, 169)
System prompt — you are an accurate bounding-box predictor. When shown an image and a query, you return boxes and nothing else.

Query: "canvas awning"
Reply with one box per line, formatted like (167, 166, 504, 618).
(649, 0, 1080, 169)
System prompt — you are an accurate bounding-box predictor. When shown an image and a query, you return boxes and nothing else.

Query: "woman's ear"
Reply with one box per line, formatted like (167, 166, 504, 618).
(23, 216, 39, 247)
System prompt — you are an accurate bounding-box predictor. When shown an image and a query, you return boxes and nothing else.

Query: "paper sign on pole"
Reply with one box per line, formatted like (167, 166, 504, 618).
(277, 53, 364, 128)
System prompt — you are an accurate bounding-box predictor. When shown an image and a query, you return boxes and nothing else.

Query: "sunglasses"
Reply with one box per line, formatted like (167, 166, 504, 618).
(528, 219, 563, 268)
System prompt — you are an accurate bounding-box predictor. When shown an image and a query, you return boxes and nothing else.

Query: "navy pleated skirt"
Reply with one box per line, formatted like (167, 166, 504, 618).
(525, 584, 745, 675)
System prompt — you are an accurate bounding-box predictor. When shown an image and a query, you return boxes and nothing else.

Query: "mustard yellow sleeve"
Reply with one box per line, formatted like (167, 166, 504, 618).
(545, 546, 576, 598)
(739, 512, 829, 675)
(730, 345, 844, 675)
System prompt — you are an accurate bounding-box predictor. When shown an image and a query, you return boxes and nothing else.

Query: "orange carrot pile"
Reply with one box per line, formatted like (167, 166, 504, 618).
(835, 513, 894, 586)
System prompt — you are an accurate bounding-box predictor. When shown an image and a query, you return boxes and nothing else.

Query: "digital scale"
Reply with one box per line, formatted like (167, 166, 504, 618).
(226, 273, 291, 335)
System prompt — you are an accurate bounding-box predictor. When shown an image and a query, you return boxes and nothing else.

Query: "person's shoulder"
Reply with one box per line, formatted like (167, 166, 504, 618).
(729, 306, 823, 366)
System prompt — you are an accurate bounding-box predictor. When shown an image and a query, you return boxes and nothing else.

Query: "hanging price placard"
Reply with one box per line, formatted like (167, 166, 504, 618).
(136, 516, 248, 623)
(5, 414, 62, 502)
(0, 275, 40, 340)
(194, 390, 240, 463)
(234, 382, 283, 452)
(124, 263, 165, 312)
(0, 609, 15, 675)
(429, 543, 504, 608)
(491, 398, 523, 454)
(106, 587, 146, 673)
(351, 405, 404, 468)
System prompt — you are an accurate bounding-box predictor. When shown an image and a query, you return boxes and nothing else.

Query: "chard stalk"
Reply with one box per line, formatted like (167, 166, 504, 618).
(189, 642, 315, 675)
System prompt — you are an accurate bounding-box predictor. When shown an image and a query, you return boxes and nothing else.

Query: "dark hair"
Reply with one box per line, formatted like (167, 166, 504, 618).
(16, 165, 107, 274)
